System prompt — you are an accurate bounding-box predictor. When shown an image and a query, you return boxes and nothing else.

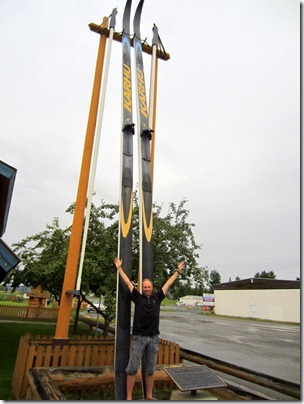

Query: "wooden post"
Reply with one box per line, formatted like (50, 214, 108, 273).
(54, 17, 109, 341)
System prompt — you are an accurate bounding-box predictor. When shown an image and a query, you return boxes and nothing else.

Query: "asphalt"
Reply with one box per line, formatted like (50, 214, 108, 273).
(158, 306, 300, 384)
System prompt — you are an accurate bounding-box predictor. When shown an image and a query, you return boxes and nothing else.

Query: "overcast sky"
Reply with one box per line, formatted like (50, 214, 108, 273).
(1, 0, 300, 282)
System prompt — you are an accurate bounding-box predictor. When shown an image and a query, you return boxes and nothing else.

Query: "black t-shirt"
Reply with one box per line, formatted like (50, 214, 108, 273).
(131, 288, 165, 336)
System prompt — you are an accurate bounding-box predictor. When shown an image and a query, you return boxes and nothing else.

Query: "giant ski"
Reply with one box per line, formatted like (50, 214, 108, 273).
(134, 3, 154, 397)
(133, 0, 154, 286)
(115, 0, 134, 399)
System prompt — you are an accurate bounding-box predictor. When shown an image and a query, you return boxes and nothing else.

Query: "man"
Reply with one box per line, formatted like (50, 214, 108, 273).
(113, 257, 185, 400)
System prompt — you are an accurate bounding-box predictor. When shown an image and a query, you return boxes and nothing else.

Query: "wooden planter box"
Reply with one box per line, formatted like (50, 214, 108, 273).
(26, 365, 176, 400)
(12, 334, 180, 399)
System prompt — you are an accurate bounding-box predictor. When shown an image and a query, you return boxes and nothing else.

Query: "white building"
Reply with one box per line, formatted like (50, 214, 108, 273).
(177, 295, 203, 306)
(214, 278, 300, 323)
(177, 294, 215, 307)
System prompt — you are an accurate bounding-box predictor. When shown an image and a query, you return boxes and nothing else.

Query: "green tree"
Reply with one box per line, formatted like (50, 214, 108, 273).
(171, 279, 193, 299)
(208, 269, 221, 292)
(8, 202, 118, 335)
(254, 270, 276, 279)
(7, 217, 69, 301)
(8, 196, 204, 333)
(151, 198, 204, 293)
(192, 266, 209, 295)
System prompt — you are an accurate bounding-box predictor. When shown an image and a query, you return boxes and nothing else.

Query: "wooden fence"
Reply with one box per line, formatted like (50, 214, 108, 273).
(12, 334, 180, 399)
(0, 305, 58, 321)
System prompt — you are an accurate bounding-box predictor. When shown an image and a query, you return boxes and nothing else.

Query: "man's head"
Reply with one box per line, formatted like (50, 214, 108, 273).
(142, 278, 153, 298)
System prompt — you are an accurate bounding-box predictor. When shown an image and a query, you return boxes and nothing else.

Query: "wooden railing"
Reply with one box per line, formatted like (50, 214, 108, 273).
(12, 334, 180, 399)
(0, 305, 58, 321)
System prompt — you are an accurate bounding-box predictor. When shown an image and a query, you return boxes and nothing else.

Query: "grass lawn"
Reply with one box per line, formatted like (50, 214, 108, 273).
(162, 298, 177, 306)
(0, 300, 28, 306)
(0, 321, 94, 400)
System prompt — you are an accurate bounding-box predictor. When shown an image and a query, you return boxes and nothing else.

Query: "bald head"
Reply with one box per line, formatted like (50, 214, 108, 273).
(142, 278, 153, 297)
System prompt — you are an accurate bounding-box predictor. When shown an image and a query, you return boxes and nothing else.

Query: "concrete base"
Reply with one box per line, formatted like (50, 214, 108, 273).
(170, 390, 218, 400)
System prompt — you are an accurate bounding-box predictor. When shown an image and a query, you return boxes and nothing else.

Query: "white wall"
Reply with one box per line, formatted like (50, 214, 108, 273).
(214, 289, 300, 323)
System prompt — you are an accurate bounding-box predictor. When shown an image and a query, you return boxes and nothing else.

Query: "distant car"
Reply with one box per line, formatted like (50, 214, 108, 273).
(196, 302, 203, 307)
(176, 302, 186, 306)
(87, 301, 106, 312)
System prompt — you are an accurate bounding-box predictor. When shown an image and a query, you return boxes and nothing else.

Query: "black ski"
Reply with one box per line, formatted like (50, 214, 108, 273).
(115, 0, 134, 399)
(149, 23, 159, 187)
(133, 0, 154, 399)
(133, 0, 154, 285)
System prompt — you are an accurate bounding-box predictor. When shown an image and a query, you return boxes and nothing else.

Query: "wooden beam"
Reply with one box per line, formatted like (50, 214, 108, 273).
(54, 17, 109, 340)
(88, 23, 170, 61)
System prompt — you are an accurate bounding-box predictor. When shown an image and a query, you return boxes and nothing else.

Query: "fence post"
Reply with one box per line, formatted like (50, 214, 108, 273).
(12, 334, 30, 399)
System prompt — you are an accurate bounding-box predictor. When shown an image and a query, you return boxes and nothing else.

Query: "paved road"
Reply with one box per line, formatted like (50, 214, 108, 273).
(158, 307, 300, 384)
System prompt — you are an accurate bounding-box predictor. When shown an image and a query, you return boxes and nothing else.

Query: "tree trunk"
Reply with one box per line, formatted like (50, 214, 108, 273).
(103, 320, 111, 336)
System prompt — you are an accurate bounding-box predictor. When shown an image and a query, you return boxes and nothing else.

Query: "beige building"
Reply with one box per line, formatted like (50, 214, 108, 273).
(214, 278, 300, 323)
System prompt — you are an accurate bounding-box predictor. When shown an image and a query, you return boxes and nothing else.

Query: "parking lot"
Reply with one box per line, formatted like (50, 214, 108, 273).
(158, 306, 300, 384)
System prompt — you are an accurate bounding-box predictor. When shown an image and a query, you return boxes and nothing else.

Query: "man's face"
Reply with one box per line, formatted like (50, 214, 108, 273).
(142, 280, 153, 297)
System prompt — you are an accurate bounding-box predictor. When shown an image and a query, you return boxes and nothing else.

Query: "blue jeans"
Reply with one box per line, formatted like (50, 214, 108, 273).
(126, 335, 159, 376)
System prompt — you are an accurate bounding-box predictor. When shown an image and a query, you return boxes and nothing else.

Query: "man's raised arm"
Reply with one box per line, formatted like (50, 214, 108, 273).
(113, 258, 134, 293)
(162, 261, 185, 295)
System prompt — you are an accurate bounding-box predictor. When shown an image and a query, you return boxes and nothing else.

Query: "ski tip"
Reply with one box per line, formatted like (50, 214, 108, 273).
(109, 8, 118, 29)
(123, 0, 132, 35)
(133, 0, 145, 36)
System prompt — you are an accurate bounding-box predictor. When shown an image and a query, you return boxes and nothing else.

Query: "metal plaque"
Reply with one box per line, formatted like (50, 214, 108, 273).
(164, 365, 227, 391)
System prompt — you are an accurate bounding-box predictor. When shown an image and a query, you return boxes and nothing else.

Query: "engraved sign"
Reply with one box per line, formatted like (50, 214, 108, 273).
(164, 365, 227, 391)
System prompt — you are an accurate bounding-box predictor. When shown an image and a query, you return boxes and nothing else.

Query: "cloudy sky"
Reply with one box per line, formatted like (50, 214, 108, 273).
(1, 0, 300, 282)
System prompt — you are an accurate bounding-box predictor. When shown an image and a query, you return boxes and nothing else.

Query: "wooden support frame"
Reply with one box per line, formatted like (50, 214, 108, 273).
(88, 23, 170, 61)
(54, 17, 109, 340)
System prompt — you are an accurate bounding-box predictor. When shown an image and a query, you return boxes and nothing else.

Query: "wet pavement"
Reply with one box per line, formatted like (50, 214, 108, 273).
(158, 306, 300, 384)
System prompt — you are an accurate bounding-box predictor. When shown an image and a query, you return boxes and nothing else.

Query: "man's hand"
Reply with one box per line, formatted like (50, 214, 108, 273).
(177, 260, 185, 272)
(114, 258, 122, 269)
(162, 260, 185, 295)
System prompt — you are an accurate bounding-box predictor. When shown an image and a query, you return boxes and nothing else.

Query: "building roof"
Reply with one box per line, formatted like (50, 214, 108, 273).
(0, 161, 17, 237)
(213, 278, 300, 290)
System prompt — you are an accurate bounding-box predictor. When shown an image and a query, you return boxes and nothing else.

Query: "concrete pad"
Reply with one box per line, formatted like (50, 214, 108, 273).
(170, 390, 218, 400)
